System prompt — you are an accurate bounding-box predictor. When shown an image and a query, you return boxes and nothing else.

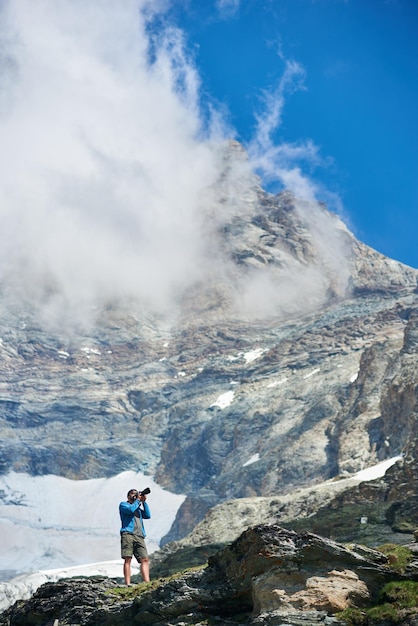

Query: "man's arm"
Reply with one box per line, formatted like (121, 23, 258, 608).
(119, 500, 141, 514)
(140, 501, 151, 519)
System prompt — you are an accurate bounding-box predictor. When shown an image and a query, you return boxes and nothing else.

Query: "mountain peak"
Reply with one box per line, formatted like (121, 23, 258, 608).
(1, 157, 418, 577)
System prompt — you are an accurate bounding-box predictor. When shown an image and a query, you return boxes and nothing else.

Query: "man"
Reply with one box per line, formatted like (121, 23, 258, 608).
(119, 488, 151, 585)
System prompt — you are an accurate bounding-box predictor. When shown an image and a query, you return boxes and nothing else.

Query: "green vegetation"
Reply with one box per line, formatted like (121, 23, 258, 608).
(336, 544, 418, 624)
(106, 580, 155, 600)
(336, 581, 418, 625)
(378, 543, 414, 573)
(366, 603, 399, 623)
(380, 581, 418, 608)
(335, 607, 367, 625)
(106, 564, 206, 601)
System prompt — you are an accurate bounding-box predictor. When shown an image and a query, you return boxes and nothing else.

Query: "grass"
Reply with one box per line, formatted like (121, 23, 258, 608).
(106, 564, 207, 601)
(380, 581, 418, 608)
(335, 543, 418, 624)
(378, 543, 414, 573)
(336, 581, 418, 625)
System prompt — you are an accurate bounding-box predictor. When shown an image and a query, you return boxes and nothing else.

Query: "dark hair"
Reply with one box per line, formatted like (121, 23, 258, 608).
(127, 489, 138, 498)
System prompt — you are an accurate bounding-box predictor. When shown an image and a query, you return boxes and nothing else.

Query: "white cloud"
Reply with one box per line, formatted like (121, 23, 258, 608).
(0, 0, 352, 329)
(251, 59, 306, 153)
(246, 53, 346, 215)
(0, 0, 228, 328)
(247, 56, 330, 203)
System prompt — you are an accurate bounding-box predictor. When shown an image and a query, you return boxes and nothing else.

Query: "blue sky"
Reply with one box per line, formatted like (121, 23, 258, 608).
(166, 0, 418, 269)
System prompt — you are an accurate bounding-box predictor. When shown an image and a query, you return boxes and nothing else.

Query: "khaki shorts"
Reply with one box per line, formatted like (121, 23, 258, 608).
(121, 532, 148, 561)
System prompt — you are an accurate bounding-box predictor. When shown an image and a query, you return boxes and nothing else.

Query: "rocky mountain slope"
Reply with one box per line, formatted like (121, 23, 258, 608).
(1, 141, 417, 543)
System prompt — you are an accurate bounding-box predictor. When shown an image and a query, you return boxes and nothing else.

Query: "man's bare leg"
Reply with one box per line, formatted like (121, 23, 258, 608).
(123, 557, 132, 585)
(140, 558, 150, 583)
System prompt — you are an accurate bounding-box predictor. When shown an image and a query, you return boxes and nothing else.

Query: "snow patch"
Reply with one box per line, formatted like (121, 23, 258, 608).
(210, 391, 234, 409)
(303, 368, 320, 379)
(243, 453, 260, 467)
(81, 347, 101, 356)
(351, 456, 403, 482)
(243, 348, 265, 364)
(350, 372, 359, 383)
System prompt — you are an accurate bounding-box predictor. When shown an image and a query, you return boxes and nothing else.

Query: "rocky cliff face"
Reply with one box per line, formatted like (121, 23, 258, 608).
(1, 141, 417, 541)
(2, 525, 418, 625)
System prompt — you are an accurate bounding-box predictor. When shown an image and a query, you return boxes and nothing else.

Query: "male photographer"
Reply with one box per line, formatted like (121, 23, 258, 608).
(119, 488, 151, 585)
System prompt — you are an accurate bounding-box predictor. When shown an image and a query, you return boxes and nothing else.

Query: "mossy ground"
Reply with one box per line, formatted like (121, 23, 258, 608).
(107, 564, 207, 601)
(336, 560, 418, 625)
(378, 543, 414, 573)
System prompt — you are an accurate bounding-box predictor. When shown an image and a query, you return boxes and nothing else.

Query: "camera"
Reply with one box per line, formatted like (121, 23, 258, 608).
(130, 487, 150, 500)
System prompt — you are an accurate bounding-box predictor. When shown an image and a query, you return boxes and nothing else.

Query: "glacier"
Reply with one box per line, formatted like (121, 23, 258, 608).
(0, 470, 185, 579)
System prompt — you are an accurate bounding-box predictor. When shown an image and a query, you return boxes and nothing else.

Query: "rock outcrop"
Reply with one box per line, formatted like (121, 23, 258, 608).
(2, 525, 418, 625)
